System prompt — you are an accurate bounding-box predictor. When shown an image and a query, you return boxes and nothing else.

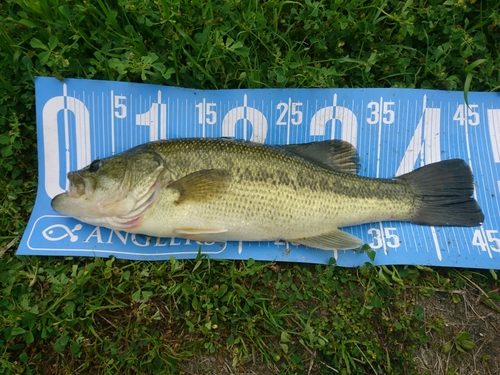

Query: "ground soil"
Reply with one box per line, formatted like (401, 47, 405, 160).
(415, 289, 500, 375)
(181, 287, 500, 375)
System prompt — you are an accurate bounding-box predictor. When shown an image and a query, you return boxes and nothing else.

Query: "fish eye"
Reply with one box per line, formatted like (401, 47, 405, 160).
(89, 159, 102, 172)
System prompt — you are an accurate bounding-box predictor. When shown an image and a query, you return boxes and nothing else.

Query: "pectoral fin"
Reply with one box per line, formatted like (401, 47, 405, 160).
(167, 169, 230, 204)
(174, 228, 229, 242)
(175, 228, 228, 235)
(291, 229, 364, 250)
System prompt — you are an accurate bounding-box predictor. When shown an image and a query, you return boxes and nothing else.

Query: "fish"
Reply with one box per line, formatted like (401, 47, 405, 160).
(51, 138, 484, 250)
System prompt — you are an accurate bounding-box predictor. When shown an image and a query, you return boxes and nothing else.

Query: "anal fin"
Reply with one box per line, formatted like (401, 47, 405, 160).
(290, 229, 364, 250)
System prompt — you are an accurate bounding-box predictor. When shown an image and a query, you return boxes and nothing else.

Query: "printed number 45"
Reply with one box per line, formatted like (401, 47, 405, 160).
(453, 104, 479, 126)
(472, 229, 500, 252)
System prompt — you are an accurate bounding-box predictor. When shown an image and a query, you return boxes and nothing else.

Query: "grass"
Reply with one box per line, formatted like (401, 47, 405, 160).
(0, 254, 434, 374)
(1, 0, 500, 373)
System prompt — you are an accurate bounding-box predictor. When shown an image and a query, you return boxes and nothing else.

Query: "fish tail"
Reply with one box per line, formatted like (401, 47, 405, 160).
(396, 159, 484, 227)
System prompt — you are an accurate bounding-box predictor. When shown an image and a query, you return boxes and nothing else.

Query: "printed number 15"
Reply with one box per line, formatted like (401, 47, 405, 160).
(196, 102, 217, 125)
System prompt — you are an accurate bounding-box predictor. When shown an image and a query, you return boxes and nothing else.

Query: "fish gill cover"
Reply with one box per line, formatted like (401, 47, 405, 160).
(17, 77, 500, 269)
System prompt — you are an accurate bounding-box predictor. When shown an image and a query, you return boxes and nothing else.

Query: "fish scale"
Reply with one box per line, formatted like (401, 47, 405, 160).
(51, 138, 484, 250)
(120, 140, 420, 240)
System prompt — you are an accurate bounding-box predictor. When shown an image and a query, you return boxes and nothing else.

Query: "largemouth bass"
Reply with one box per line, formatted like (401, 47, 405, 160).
(51, 138, 484, 250)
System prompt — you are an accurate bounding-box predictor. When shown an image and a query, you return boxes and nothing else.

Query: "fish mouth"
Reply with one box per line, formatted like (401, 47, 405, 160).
(51, 172, 162, 230)
(51, 172, 97, 216)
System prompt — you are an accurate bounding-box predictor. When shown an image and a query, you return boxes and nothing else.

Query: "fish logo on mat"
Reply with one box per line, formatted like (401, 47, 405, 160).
(42, 223, 83, 242)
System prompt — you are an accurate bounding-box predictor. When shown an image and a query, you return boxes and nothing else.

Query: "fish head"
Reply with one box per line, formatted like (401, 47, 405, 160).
(51, 149, 169, 228)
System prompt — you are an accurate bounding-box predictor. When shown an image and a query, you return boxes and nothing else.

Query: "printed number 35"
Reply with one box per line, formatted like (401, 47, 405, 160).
(368, 227, 400, 249)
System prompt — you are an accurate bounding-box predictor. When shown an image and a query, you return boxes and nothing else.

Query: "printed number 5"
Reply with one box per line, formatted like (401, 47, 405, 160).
(114, 95, 127, 119)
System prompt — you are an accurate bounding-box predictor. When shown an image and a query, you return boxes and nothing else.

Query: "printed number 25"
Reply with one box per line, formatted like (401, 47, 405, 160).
(276, 102, 303, 125)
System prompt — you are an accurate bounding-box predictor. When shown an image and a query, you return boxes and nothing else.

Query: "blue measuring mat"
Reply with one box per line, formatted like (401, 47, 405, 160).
(17, 77, 500, 269)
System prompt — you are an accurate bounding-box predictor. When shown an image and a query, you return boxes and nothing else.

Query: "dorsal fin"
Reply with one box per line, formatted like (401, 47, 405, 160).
(282, 140, 360, 174)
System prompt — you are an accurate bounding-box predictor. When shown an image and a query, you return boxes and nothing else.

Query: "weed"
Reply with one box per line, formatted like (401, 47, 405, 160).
(1, 0, 500, 373)
(442, 331, 476, 354)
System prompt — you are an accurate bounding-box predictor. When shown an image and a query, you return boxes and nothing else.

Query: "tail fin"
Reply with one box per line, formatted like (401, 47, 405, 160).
(396, 159, 484, 227)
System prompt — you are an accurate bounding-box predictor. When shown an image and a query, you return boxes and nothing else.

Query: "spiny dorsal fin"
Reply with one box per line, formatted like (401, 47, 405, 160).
(167, 169, 230, 204)
(282, 140, 360, 174)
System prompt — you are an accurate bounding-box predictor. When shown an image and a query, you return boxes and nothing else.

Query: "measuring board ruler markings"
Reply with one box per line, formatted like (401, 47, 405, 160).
(17, 77, 500, 269)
